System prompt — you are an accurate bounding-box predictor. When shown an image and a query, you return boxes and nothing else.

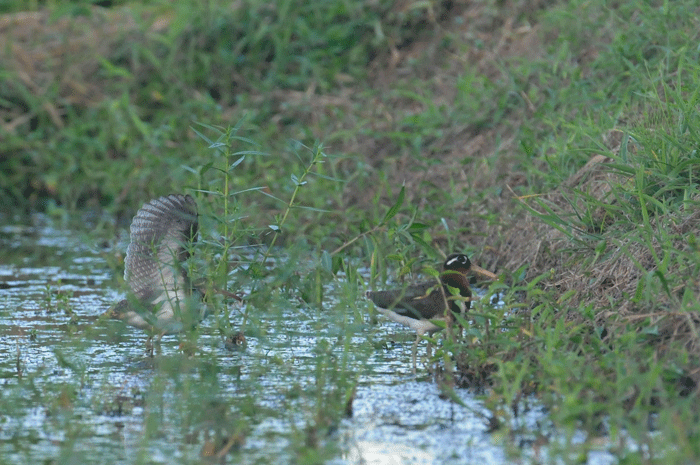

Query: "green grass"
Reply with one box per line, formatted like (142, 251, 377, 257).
(3, 0, 700, 462)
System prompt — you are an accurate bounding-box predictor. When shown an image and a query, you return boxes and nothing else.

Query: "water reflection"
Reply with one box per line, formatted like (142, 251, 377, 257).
(0, 216, 617, 465)
(341, 381, 505, 464)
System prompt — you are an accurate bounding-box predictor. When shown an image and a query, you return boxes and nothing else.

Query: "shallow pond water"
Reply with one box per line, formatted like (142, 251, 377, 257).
(0, 215, 620, 464)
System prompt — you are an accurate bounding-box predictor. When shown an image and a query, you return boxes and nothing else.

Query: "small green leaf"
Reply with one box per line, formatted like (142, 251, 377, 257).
(292, 205, 330, 213)
(229, 156, 245, 170)
(190, 126, 215, 145)
(233, 149, 267, 156)
(199, 162, 214, 176)
(453, 312, 471, 329)
(192, 121, 225, 137)
(258, 190, 287, 204)
(193, 189, 223, 196)
(231, 186, 266, 195)
(408, 222, 429, 231)
(595, 239, 607, 254)
(423, 267, 440, 278)
(445, 283, 460, 296)
(382, 185, 405, 224)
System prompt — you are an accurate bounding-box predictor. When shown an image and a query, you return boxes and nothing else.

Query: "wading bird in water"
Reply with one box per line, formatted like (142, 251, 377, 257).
(105, 194, 244, 352)
(367, 253, 497, 373)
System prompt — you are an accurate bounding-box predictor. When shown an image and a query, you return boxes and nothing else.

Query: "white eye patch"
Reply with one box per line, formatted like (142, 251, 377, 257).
(445, 255, 467, 267)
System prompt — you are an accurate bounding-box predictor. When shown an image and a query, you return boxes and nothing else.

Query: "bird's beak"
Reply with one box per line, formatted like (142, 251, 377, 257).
(470, 264, 498, 280)
(100, 307, 118, 321)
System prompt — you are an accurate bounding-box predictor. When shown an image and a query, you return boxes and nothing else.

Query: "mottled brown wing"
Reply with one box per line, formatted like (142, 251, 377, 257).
(367, 281, 446, 320)
(124, 194, 198, 304)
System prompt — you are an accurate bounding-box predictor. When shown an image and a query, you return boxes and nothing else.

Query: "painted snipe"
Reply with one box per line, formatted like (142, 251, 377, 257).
(105, 194, 243, 348)
(366, 253, 497, 373)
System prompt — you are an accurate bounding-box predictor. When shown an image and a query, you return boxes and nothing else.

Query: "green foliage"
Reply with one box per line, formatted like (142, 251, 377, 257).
(472, 1, 700, 459)
(1, 0, 382, 214)
(4, 0, 700, 462)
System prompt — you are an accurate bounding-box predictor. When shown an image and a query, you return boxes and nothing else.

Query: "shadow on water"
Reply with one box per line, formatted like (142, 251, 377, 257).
(0, 215, 617, 464)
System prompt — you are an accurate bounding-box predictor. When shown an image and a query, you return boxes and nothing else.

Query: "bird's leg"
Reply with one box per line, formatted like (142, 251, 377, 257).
(155, 332, 164, 355)
(426, 338, 433, 374)
(145, 335, 154, 358)
(412, 334, 420, 375)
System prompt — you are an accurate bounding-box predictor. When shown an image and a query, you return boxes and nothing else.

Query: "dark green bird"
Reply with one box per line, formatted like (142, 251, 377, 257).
(367, 253, 497, 372)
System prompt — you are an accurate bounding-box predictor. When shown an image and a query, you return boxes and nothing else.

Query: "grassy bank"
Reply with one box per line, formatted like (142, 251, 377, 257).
(3, 0, 700, 462)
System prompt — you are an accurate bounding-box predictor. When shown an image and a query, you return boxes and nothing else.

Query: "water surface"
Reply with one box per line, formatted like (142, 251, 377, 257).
(0, 215, 618, 464)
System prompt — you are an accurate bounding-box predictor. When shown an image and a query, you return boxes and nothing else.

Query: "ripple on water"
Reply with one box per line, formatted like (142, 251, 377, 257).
(338, 381, 504, 465)
(0, 219, 622, 465)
